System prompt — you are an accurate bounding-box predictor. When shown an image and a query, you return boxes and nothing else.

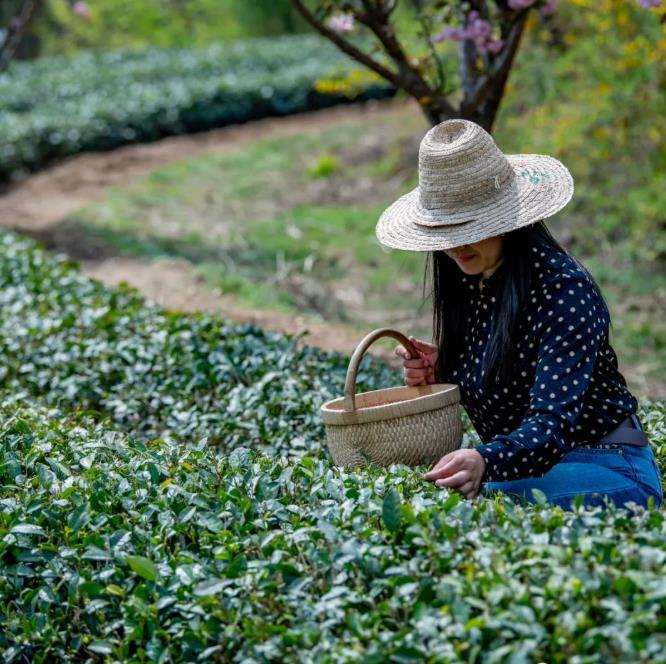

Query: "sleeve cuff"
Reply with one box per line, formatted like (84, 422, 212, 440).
(475, 441, 509, 483)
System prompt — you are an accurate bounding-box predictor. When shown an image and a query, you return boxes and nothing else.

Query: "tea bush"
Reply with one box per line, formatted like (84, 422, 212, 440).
(1, 402, 666, 662)
(0, 232, 399, 455)
(0, 231, 664, 662)
(0, 35, 393, 182)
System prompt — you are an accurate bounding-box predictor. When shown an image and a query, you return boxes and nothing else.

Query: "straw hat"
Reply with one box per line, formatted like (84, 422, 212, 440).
(376, 119, 574, 251)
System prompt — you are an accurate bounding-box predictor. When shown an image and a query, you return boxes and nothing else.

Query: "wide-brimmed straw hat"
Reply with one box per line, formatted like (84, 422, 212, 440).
(376, 119, 574, 251)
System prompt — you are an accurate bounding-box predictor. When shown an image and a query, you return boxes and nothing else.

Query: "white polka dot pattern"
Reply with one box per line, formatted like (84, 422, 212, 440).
(442, 245, 639, 483)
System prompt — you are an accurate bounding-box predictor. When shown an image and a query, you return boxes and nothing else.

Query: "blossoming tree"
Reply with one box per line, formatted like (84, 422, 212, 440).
(290, 0, 662, 130)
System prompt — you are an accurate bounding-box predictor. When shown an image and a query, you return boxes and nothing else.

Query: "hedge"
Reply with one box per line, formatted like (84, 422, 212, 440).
(0, 35, 394, 182)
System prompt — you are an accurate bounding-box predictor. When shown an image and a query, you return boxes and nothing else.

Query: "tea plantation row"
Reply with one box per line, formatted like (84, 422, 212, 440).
(2, 400, 665, 664)
(0, 35, 393, 182)
(0, 233, 400, 456)
(0, 231, 665, 662)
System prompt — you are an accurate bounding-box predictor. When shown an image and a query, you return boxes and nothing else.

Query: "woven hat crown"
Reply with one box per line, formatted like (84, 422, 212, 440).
(418, 119, 513, 214)
(375, 117, 574, 251)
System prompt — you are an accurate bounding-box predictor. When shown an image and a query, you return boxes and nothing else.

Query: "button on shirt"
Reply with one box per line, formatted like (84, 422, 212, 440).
(442, 245, 639, 483)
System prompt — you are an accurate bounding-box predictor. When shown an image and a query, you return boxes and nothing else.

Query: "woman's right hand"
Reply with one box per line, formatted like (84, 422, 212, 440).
(395, 336, 439, 386)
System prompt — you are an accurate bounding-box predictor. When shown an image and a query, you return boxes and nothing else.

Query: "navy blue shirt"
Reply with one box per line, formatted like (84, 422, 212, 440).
(441, 244, 639, 483)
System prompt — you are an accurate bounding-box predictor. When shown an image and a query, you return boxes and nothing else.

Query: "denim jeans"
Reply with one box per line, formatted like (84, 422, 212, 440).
(481, 442, 664, 512)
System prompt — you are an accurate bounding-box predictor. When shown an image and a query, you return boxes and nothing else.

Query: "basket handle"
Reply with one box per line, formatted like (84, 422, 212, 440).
(343, 328, 421, 412)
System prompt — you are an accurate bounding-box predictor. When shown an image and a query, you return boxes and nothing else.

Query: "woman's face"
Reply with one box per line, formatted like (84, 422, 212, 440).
(443, 235, 504, 276)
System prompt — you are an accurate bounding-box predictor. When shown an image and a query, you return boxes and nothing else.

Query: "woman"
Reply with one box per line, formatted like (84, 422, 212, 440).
(375, 118, 663, 511)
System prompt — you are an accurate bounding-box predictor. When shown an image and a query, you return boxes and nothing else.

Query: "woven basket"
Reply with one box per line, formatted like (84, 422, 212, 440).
(320, 328, 463, 468)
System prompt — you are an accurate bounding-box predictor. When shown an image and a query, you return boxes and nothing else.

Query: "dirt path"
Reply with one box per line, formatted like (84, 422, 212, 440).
(0, 99, 412, 364)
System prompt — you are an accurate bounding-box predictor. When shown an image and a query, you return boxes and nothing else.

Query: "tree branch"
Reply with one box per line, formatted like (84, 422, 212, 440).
(409, 0, 446, 93)
(289, 0, 402, 88)
(458, 0, 493, 109)
(458, 39, 479, 104)
(461, 9, 528, 117)
(354, 0, 457, 117)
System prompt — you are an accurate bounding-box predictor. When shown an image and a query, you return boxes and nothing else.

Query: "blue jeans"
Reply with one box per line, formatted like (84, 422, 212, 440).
(481, 443, 664, 512)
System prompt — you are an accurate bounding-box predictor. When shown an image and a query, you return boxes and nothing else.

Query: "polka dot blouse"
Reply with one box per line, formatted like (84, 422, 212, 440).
(441, 244, 638, 483)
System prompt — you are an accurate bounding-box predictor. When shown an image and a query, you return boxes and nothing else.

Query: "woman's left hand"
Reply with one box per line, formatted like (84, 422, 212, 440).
(423, 449, 486, 500)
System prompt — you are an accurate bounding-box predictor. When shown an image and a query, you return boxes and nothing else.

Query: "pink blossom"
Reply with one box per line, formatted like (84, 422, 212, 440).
(508, 0, 536, 8)
(485, 38, 504, 54)
(327, 13, 355, 33)
(432, 10, 504, 54)
(432, 23, 459, 43)
(636, 0, 662, 7)
(540, 0, 559, 16)
(434, 26, 467, 41)
(467, 11, 492, 43)
(72, 1, 92, 20)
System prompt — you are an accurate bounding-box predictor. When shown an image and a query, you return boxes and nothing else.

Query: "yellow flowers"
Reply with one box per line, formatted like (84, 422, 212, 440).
(314, 68, 383, 98)
(623, 39, 642, 55)
(616, 11, 630, 28)
(592, 126, 609, 140)
(563, 32, 577, 47)
(313, 79, 349, 95)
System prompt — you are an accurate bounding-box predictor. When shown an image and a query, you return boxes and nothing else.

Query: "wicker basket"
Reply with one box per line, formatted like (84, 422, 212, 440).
(320, 328, 463, 468)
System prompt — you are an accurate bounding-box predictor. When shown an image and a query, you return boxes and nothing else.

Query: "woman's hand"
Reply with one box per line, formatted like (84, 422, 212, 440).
(395, 336, 439, 387)
(423, 449, 486, 500)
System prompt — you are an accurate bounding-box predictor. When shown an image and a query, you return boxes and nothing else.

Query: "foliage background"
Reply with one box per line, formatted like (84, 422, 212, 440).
(10, 0, 665, 268)
(12, 0, 307, 57)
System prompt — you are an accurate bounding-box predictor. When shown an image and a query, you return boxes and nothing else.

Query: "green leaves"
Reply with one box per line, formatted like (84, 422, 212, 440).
(67, 503, 90, 532)
(126, 555, 158, 582)
(0, 401, 665, 662)
(0, 232, 663, 661)
(88, 641, 115, 655)
(10, 523, 46, 536)
(193, 579, 227, 597)
(382, 488, 403, 533)
(0, 232, 396, 462)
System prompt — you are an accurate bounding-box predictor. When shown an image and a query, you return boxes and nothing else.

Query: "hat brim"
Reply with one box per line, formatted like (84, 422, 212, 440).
(376, 154, 574, 251)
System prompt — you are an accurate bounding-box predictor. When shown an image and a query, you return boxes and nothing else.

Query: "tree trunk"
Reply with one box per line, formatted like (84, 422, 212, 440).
(471, 13, 529, 132)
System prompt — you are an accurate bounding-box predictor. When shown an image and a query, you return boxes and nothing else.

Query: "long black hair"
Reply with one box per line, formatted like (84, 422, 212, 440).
(424, 221, 611, 391)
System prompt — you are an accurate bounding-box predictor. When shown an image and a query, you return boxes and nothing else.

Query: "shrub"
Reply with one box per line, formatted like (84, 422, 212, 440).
(0, 35, 394, 182)
(1, 401, 665, 662)
(0, 232, 395, 453)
